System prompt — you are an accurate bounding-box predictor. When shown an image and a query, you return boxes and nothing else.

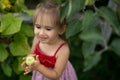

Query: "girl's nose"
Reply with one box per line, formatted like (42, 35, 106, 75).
(39, 29, 45, 35)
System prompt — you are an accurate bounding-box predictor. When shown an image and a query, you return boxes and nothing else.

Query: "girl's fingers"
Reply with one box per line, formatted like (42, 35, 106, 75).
(28, 54, 36, 57)
(22, 54, 37, 75)
(23, 54, 36, 61)
(24, 71, 29, 75)
(36, 55, 39, 61)
(21, 62, 26, 68)
(23, 56, 26, 60)
(24, 66, 32, 75)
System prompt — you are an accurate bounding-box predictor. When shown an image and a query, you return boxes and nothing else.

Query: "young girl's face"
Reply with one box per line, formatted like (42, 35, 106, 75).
(34, 13, 61, 44)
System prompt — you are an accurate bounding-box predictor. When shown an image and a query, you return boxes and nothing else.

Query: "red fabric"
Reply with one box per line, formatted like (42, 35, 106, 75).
(34, 42, 66, 68)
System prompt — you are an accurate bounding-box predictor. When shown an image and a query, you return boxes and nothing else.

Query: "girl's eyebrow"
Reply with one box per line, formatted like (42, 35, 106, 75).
(45, 26, 54, 28)
(35, 24, 54, 28)
(35, 24, 41, 27)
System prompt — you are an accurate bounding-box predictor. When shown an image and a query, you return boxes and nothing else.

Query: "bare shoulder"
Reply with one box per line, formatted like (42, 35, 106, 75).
(54, 42, 70, 76)
(57, 42, 70, 57)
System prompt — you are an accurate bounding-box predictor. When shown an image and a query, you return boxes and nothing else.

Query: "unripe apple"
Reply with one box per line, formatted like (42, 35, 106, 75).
(26, 56, 35, 65)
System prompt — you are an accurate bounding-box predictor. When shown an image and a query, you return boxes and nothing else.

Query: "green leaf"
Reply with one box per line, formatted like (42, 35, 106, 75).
(79, 29, 104, 44)
(97, 7, 120, 35)
(55, 0, 66, 4)
(0, 13, 23, 35)
(12, 57, 24, 74)
(1, 63, 12, 77)
(20, 24, 34, 37)
(66, 19, 82, 38)
(84, 52, 101, 71)
(0, 43, 9, 62)
(60, 2, 69, 22)
(9, 33, 30, 56)
(23, 9, 35, 16)
(14, 0, 27, 12)
(82, 10, 99, 31)
(110, 38, 120, 56)
(19, 74, 31, 80)
(82, 42, 96, 58)
(112, 0, 120, 5)
(67, 0, 85, 17)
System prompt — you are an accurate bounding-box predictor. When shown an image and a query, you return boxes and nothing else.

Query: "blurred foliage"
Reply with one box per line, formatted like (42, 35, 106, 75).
(0, 0, 120, 80)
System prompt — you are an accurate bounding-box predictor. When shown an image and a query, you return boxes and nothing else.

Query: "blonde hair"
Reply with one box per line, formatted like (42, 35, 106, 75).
(33, 0, 63, 27)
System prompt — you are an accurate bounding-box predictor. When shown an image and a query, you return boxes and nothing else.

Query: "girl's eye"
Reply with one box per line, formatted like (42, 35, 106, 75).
(35, 24, 41, 29)
(36, 26, 41, 29)
(46, 28, 52, 31)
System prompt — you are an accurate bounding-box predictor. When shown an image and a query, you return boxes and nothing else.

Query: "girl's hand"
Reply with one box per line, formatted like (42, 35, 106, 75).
(21, 54, 36, 75)
(21, 56, 31, 75)
(21, 57, 27, 69)
(24, 55, 40, 75)
(21, 54, 36, 67)
(24, 65, 33, 75)
(30, 55, 41, 71)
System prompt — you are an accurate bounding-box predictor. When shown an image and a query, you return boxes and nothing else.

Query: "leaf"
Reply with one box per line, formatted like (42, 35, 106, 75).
(110, 38, 120, 56)
(19, 74, 31, 80)
(112, 0, 120, 6)
(14, 0, 27, 12)
(67, 0, 85, 17)
(82, 42, 96, 58)
(79, 29, 104, 44)
(0, 43, 9, 62)
(101, 22, 112, 43)
(82, 10, 99, 31)
(97, 7, 120, 35)
(0, 13, 23, 35)
(1, 63, 12, 77)
(83, 52, 102, 71)
(12, 57, 24, 74)
(60, 2, 69, 22)
(9, 33, 30, 56)
(20, 24, 34, 37)
(23, 9, 35, 16)
(55, 0, 66, 4)
(66, 19, 82, 38)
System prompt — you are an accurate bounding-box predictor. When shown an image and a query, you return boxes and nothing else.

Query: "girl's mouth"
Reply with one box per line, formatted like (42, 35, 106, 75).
(39, 37, 47, 41)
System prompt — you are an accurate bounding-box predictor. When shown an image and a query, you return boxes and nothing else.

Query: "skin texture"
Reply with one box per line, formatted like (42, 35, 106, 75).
(21, 9, 69, 80)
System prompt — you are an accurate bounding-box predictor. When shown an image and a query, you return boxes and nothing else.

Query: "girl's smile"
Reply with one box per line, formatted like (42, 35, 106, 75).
(34, 13, 61, 44)
(39, 36, 48, 42)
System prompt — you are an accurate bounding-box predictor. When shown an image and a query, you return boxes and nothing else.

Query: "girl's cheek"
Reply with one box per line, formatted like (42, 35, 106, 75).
(34, 30, 36, 35)
(34, 32, 37, 36)
(34, 29, 39, 35)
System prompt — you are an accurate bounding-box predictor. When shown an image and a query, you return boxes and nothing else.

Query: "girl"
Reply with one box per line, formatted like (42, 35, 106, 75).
(21, 0, 77, 80)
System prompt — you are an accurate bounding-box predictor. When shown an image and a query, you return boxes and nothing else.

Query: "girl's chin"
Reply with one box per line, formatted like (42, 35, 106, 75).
(40, 41, 47, 43)
(40, 40, 50, 44)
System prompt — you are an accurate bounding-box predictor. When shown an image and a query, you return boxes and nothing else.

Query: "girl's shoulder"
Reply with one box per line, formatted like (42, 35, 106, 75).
(56, 41, 70, 57)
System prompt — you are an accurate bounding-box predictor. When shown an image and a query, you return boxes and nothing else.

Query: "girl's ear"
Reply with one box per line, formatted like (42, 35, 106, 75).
(59, 25, 66, 35)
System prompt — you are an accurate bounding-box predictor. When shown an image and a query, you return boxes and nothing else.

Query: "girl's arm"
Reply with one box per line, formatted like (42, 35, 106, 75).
(29, 36, 39, 54)
(31, 44, 70, 79)
(21, 36, 39, 68)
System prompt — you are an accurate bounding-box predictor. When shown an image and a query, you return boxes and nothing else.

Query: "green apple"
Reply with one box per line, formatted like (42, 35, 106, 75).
(26, 56, 35, 65)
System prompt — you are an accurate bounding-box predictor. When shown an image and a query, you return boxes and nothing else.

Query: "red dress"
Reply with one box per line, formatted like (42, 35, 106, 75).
(32, 42, 78, 80)
(34, 42, 66, 68)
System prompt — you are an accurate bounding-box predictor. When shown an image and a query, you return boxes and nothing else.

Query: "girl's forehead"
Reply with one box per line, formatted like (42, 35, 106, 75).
(35, 13, 56, 27)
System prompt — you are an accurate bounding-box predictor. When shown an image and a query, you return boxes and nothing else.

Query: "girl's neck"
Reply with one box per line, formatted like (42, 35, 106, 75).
(39, 37, 64, 56)
(41, 37, 63, 47)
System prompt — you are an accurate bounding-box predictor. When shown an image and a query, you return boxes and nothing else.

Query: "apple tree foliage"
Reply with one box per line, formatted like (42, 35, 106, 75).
(0, 0, 120, 80)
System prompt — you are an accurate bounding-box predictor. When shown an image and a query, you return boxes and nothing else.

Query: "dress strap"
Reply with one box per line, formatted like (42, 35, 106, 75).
(54, 42, 66, 57)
